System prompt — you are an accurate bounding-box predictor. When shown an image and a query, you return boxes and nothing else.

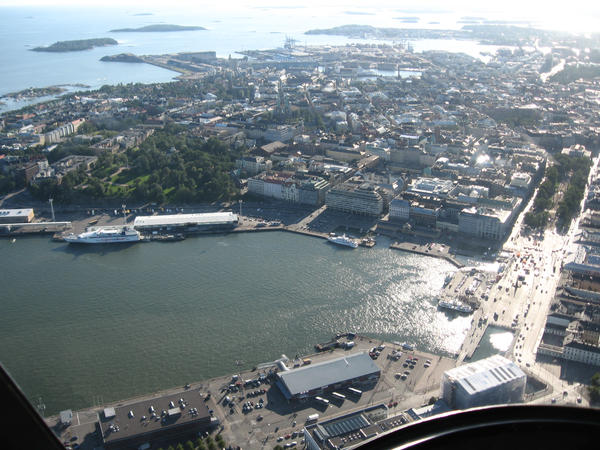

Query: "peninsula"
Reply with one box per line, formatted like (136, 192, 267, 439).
(1, 86, 66, 100)
(110, 24, 205, 32)
(31, 38, 118, 52)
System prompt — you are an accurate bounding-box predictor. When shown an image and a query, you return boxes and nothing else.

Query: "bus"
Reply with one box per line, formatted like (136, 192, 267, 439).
(315, 396, 330, 406)
(332, 392, 346, 401)
(348, 387, 362, 397)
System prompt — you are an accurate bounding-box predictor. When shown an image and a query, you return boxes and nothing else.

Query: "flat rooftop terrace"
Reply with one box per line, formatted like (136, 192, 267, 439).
(99, 389, 212, 445)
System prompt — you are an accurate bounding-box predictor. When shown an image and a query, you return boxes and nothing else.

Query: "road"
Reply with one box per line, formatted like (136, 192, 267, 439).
(492, 155, 600, 407)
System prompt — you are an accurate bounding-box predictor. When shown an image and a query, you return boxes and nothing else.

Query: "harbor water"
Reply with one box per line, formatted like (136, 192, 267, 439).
(0, 232, 469, 415)
(470, 325, 515, 362)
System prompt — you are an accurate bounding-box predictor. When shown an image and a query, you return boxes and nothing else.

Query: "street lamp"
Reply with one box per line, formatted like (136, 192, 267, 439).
(48, 198, 55, 222)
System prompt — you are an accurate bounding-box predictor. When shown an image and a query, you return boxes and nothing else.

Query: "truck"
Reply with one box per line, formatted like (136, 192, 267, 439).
(306, 413, 319, 423)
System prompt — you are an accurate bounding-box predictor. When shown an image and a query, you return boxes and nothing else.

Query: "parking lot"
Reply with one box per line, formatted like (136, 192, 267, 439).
(209, 336, 455, 449)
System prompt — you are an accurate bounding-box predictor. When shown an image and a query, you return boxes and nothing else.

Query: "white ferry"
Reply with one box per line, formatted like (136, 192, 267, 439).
(64, 225, 141, 244)
(438, 299, 473, 314)
(327, 234, 358, 248)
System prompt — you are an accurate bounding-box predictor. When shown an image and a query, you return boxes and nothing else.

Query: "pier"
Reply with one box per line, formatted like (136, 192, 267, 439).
(0, 221, 71, 236)
(389, 241, 464, 268)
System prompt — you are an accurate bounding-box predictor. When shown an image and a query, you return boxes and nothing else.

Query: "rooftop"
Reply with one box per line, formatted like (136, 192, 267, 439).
(277, 351, 380, 398)
(133, 212, 238, 228)
(444, 355, 525, 396)
(0, 208, 33, 217)
(99, 389, 212, 444)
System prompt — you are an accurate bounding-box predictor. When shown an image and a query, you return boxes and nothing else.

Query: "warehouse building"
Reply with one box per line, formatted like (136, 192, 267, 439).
(133, 212, 238, 233)
(441, 355, 526, 410)
(0, 208, 35, 224)
(99, 390, 218, 449)
(276, 352, 380, 401)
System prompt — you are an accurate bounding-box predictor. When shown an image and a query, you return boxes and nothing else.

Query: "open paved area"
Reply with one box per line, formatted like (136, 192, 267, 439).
(45, 334, 456, 450)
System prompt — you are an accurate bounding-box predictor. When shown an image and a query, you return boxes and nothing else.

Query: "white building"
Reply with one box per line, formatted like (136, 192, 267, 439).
(510, 172, 532, 189)
(326, 180, 384, 216)
(458, 206, 513, 241)
(563, 340, 600, 366)
(247, 173, 330, 206)
(441, 355, 526, 410)
(235, 156, 272, 176)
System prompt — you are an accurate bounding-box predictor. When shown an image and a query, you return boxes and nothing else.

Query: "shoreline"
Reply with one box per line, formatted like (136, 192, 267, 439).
(41, 332, 460, 448)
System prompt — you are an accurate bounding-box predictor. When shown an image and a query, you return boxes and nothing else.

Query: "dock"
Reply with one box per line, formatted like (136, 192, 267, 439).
(390, 241, 464, 268)
(1, 221, 71, 236)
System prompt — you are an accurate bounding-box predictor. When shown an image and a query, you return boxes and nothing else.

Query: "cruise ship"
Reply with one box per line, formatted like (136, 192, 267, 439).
(327, 234, 358, 248)
(63, 226, 141, 244)
(438, 299, 473, 314)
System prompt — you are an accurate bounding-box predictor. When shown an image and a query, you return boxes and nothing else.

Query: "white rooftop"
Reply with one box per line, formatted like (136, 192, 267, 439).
(134, 212, 238, 228)
(444, 355, 525, 396)
(277, 352, 380, 397)
(0, 208, 33, 217)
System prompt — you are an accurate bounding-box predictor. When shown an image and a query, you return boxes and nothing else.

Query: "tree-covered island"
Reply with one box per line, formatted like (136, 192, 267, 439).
(32, 38, 118, 52)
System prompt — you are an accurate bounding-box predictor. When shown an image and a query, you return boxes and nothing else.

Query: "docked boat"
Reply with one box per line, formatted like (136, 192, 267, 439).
(438, 299, 473, 314)
(63, 225, 141, 244)
(443, 274, 453, 287)
(327, 234, 358, 248)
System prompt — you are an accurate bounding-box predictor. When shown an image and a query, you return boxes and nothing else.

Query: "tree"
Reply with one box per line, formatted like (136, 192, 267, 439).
(185, 441, 195, 450)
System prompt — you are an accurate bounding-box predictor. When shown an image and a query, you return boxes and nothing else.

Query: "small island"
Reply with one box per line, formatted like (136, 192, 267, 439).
(110, 24, 206, 32)
(100, 53, 144, 63)
(32, 38, 118, 52)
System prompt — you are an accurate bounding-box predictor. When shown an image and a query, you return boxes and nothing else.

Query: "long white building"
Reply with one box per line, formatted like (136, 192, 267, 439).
(133, 212, 238, 233)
